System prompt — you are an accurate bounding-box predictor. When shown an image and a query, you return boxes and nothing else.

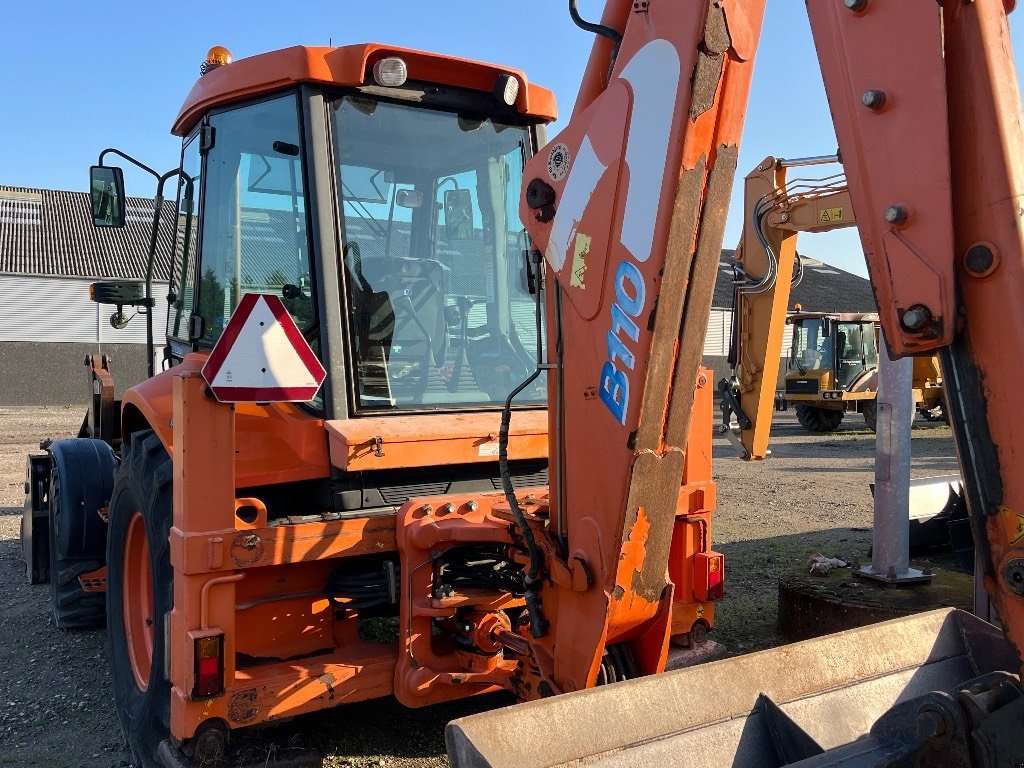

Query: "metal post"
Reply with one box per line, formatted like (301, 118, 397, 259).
(856, 335, 932, 584)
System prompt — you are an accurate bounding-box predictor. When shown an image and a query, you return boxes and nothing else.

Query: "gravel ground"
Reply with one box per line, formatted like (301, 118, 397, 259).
(0, 405, 958, 767)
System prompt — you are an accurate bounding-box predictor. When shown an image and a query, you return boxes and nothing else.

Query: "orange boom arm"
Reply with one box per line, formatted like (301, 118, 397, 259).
(514, 0, 766, 694)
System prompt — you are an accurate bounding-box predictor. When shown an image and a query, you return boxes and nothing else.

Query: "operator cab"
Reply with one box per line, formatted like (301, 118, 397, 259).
(163, 47, 553, 420)
(788, 312, 879, 388)
(83, 45, 558, 518)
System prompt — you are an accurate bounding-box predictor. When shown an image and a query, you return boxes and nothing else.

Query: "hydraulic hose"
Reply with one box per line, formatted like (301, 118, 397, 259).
(498, 248, 549, 637)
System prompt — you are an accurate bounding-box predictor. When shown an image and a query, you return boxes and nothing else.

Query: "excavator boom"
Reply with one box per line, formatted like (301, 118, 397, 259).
(726, 155, 854, 459)
(511, 0, 765, 693)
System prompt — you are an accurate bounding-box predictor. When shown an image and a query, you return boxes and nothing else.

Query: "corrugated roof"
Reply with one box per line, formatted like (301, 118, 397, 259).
(713, 249, 876, 313)
(0, 186, 175, 281)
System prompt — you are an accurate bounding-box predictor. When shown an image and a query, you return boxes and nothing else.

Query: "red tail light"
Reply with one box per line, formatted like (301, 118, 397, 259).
(192, 632, 225, 698)
(694, 552, 725, 602)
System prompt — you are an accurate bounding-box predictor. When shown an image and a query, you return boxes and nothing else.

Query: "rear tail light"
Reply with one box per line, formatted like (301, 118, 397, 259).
(192, 632, 225, 698)
(694, 552, 725, 602)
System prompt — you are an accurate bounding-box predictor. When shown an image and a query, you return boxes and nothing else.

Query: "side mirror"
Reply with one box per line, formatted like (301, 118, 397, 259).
(90, 166, 126, 228)
(443, 188, 474, 240)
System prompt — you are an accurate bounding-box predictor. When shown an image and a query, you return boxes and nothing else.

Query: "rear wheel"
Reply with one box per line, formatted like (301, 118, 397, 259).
(795, 404, 844, 433)
(107, 430, 173, 768)
(48, 462, 106, 629)
(863, 399, 917, 433)
(862, 400, 877, 432)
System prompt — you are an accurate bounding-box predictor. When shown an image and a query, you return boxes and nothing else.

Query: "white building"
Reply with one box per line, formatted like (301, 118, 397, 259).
(0, 187, 173, 405)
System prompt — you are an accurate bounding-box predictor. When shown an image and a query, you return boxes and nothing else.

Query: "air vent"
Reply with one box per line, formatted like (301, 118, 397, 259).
(491, 463, 549, 491)
(786, 379, 819, 395)
(379, 481, 449, 506)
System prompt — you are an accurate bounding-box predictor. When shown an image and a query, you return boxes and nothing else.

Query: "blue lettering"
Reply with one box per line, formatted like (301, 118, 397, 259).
(599, 361, 629, 426)
(607, 328, 635, 370)
(614, 260, 645, 316)
(610, 303, 639, 345)
(599, 261, 647, 425)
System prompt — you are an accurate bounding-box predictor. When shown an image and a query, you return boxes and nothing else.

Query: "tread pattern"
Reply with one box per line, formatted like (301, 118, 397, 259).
(794, 404, 845, 433)
(49, 466, 105, 629)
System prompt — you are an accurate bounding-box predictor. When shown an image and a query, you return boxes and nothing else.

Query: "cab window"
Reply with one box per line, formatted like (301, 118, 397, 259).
(195, 94, 315, 346)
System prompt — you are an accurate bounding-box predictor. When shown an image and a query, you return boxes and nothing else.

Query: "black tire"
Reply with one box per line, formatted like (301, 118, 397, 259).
(863, 399, 917, 433)
(862, 400, 877, 432)
(48, 462, 106, 629)
(795, 404, 844, 433)
(107, 430, 174, 768)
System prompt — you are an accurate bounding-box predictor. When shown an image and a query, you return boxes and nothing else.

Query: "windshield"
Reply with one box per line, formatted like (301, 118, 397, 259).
(790, 318, 833, 374)
(332, 95, 544, 411)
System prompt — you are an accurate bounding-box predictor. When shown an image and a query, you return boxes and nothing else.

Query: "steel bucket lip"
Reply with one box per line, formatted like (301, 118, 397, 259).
(446, 609, 1014, 768)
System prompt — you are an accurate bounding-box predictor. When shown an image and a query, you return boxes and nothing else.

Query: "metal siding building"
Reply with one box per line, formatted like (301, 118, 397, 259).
(0, 187, 174, 405)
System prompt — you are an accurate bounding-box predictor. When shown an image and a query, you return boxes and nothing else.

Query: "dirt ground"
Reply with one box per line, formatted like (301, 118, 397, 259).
(0, 404, 959, 767)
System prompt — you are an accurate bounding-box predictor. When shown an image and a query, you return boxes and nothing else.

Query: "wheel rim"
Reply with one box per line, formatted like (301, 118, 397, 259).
(123, 512, 154, 692)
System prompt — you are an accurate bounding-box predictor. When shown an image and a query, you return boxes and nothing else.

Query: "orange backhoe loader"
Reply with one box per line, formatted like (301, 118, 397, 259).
(722, 156, 944, 445)
(22, 15, 725, 768)
(21, 0, 1024, 766)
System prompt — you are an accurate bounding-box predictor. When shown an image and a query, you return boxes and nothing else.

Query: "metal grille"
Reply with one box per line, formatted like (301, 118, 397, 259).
(490, 463, 549, 491)
(379, 481, 450, 506)
(786, 378, 820, 395)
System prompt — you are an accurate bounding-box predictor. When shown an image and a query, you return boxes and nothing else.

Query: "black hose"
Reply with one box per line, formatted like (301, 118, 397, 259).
(569, 0, 623, 77)
(438, 546, 525, 594)
(497, 249, 549, 637)
(569, 0, 623, 45)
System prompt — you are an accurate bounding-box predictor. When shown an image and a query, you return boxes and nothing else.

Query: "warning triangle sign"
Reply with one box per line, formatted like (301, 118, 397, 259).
(201, 293, 326, 403)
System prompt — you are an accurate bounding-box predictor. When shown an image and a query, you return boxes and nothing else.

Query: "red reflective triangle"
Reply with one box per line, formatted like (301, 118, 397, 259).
(201, 293, 326, 402)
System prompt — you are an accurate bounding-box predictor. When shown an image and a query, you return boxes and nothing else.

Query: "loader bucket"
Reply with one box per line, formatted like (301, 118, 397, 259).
(446, 608, 1016, 767)
(906, 474, 965, 549)
(867, 473, 967, 551)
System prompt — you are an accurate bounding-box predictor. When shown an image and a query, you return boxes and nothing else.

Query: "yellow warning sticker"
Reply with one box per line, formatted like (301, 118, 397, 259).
(570, 232, 591, 289)
(819, 207, 844, 224)
(695, 603, 705, 617)
(1002, 507, 1024, 545)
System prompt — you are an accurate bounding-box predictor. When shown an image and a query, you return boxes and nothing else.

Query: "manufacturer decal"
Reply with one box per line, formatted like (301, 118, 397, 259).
(547, 142, 571, 181)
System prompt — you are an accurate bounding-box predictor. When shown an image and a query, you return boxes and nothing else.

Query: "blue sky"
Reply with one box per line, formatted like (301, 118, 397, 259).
(3, 1, 1022, 277)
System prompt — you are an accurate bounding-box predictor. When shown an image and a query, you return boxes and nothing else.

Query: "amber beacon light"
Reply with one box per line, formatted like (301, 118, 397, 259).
(201, 46, 234, 76)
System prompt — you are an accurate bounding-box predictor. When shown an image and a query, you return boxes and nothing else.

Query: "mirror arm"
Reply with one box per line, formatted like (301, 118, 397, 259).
(96, 147, 194, 377)
(141, 169, 191, 378)
(97, 148, 161, 182)
(134, 163, 190, 378)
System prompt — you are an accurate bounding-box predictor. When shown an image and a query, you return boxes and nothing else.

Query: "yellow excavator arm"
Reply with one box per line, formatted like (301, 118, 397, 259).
(720, 155, 854, 459)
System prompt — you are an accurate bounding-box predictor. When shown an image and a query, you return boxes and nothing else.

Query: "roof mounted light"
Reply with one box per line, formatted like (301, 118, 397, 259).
(495, 74, 520, 107)
(373, 57, 408, 87)
(201, 46, 233, 76)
